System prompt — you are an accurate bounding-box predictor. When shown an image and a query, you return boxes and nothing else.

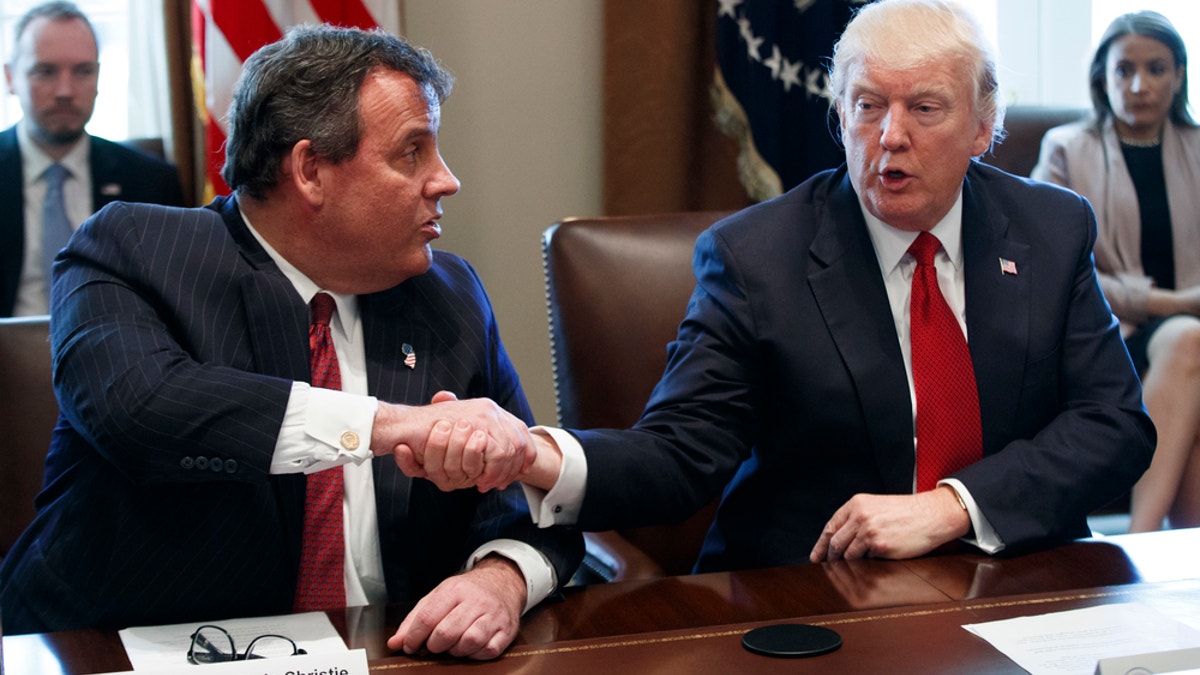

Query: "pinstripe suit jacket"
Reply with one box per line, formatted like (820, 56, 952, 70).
(0, 125, 186, 316)
(0, 195, 581, 634)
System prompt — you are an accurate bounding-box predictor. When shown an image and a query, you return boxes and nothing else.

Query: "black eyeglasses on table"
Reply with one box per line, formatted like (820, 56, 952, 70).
(187, 624, 308, 664)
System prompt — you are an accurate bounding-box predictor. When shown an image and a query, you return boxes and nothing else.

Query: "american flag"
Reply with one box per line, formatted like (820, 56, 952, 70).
(403, 343, 416, 369)
(713, 0, 868, 201)
(191, 0, 402, 201)
(999, 258, 1018, 275)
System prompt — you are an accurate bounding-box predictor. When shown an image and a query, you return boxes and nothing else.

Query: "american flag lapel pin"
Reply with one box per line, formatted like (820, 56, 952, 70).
(402, 343, 416, 369)
(999, 257, 1018, 275)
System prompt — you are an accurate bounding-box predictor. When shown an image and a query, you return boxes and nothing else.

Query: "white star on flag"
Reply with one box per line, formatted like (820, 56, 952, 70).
(779, 57, 803, 92)
(737, 17, 764, 61)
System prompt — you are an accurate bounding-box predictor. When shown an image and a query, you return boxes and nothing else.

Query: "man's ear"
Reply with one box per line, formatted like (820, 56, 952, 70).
(286, 139, 323, 207)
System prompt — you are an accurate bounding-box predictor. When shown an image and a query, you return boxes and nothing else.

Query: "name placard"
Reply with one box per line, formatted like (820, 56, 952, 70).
(102, 648, 370, 675)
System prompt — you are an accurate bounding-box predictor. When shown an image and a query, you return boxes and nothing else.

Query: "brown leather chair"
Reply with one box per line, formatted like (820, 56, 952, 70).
(986, 105, 1088, 177)
(121, 137, 166, 160)
(0, 316, 55, 561)
(542, 211, 732, 582)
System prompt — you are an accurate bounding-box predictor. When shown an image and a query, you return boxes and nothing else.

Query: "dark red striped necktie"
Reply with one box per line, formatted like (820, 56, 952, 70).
(294, 292, 346, 611)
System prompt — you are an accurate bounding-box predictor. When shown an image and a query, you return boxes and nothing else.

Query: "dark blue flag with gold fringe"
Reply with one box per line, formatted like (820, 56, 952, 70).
(713, 0, 868, 201)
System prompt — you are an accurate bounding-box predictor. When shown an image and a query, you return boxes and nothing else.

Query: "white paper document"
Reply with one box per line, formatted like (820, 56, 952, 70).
(118, 611, 348, 670)
(963, 602, 1200, 675)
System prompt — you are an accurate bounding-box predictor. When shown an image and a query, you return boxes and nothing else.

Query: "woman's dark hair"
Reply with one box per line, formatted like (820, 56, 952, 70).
(1088, 10, 1195, 128)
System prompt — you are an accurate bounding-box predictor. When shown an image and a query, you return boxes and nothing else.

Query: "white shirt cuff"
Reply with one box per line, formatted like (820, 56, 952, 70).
(522, 426, 586, 526)
(940, 478, 1005, 554)
(467, 539, 557, 614)
(270, 381, 376, 474)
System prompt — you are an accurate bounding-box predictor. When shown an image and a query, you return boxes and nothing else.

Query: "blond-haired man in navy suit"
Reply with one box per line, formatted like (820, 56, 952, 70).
(418, 0, 1155, 589)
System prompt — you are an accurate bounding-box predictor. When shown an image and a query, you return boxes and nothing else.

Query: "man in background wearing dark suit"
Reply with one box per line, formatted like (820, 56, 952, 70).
(0, 24, 581, 661)
(1, 1, 184, 317)
(417, 0, 1155, 588)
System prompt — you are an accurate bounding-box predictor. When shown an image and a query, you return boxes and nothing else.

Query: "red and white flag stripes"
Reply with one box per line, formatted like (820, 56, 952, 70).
(191, 0, 402, 199)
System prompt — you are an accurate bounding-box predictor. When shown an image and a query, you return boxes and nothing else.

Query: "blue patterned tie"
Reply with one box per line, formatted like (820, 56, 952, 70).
(42, 163, 72, 301)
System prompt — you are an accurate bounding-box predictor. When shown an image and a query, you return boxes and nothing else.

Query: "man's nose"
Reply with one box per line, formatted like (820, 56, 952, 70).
(880, 107, 909, 149)
(429, 153, 461, 198)
(53, 71, 77, 97)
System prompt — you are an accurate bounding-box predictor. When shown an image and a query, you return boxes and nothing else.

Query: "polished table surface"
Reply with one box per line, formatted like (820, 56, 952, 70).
(5, 528, 1198, 673)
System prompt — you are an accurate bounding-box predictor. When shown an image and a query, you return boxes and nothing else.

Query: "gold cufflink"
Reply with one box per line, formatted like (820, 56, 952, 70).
(340, 431, 360, 450)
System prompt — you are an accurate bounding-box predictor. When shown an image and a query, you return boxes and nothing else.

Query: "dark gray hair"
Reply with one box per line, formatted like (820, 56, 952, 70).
(828, 0, 1006, 146)
(10, 1, 97, 63)
(222, 24, 454, 199)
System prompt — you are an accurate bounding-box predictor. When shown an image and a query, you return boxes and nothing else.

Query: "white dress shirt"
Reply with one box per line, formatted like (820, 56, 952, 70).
(13, 119, 94, 316)
(526, 188, 1004, 555)
(240, 209, 556, 612)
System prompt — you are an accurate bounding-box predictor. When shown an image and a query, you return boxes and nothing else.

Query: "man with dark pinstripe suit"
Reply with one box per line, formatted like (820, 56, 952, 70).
(0, 25, 581, 661)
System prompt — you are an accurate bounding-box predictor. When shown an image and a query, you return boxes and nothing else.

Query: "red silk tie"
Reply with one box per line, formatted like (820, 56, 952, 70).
(294, 293, 346, 611)
(909, 232, 983, 493)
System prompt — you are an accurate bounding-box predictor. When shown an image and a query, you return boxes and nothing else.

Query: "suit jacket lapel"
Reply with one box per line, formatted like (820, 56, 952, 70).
(361, 286, 425, 403)
(808, 172, 916, 493)
(961, 170, 1031, 456)
(210, 195, 310, 382)
(360, 286, 429, 592)
(88, 136, 122, 210)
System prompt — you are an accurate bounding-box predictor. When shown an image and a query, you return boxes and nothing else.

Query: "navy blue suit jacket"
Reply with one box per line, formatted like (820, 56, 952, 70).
(0, 195, 581, 633)
(0, 125, 185, 316)
(573, 163, 1154, 572)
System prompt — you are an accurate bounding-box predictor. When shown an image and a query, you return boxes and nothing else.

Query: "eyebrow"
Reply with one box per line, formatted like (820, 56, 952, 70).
(849, 81, 954, 103)
(401, 127, 435, 143)
(1113, 57, 1173, 69)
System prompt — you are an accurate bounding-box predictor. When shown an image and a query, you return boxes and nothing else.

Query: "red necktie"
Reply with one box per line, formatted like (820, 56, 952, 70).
(909, 232, 983, 493)
(294, 293, 346, 611)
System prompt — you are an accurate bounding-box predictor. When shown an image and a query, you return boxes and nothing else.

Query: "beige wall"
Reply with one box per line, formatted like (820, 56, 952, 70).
(403, 1, 604, 424)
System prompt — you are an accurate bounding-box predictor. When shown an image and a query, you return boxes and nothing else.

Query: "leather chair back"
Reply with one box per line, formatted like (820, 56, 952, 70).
(543, 211, 731, 580)
(0, 316, 55, 560)
(986, 105, 1088, 177)
(121, 137, 166, 159)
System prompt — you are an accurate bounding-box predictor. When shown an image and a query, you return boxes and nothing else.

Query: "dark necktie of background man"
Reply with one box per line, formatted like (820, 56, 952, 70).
(42, 163, 72, 302)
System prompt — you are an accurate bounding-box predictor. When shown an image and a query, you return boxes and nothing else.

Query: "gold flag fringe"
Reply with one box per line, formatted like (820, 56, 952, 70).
(711, 67, 783, 203)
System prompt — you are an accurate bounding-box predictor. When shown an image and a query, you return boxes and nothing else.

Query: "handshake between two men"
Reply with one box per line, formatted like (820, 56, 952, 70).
(369, 390, 977, 569)
(370, 390, 546, 493)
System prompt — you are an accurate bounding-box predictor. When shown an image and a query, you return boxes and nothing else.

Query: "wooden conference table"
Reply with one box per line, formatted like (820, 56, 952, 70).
(5, 528, 1198, 673)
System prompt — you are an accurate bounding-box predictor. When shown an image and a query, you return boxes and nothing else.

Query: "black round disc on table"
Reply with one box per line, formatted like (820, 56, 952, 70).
(741, 623, 842, 658)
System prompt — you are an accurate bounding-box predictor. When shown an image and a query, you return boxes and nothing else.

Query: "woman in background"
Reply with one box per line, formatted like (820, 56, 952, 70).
(1032, 11, 1200, 531)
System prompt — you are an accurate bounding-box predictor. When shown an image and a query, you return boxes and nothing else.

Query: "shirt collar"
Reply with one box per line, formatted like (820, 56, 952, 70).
(859, 188, 966, 279)
(17, 118, 89, 184)
(236, 202, 359, 339)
